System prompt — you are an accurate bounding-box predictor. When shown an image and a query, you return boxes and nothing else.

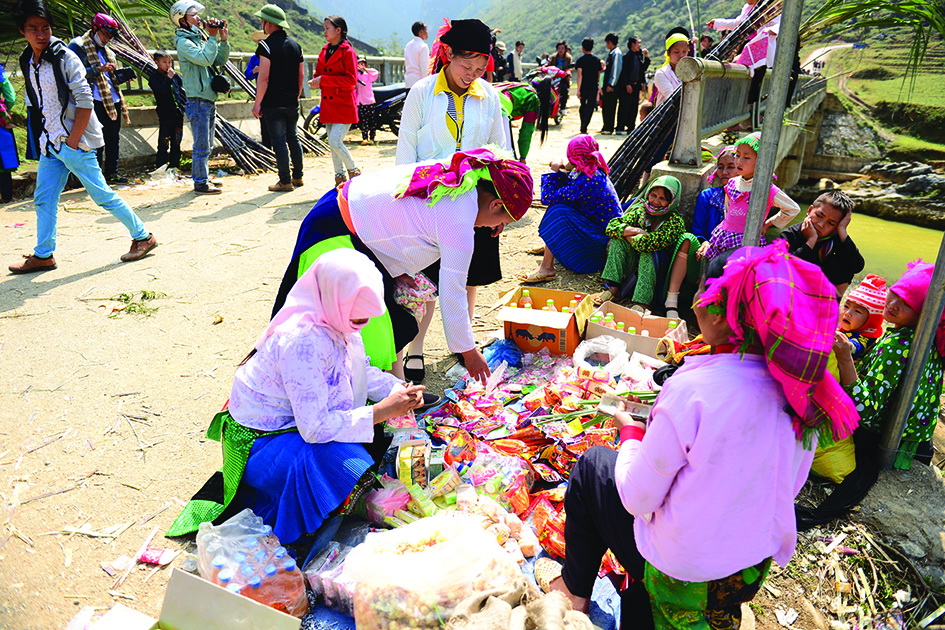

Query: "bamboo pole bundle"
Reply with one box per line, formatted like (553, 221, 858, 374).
(607, 0, 785, 200)
(104, 17, 285, 174)
(218, 61, 330, 156)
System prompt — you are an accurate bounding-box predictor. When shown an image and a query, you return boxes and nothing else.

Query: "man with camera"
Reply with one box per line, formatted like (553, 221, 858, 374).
(172, 0, 230, 195)
(68, 13, 136, 184)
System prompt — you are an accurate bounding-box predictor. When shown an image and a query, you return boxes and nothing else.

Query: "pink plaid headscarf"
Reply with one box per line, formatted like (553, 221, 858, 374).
(397, 148, 534, 220)
(699, 241, 859, 447)
(567, 134, 610, 179)
(258, 249, 386, 349)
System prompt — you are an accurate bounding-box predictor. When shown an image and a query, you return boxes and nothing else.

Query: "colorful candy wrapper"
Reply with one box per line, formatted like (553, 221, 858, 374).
(138, 548, 177, 566)
(538, 510, 567, 559)
(385, 410, 418, 430)
(393, 272, 437, 320)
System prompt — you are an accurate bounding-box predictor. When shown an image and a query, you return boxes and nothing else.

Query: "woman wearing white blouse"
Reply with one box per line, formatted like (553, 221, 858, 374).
(395, 18, 512, 384)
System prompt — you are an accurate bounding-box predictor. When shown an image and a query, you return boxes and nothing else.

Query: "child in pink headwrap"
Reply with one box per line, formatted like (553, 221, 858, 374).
(835, 260, 944, 469)
(523, 135, 621, 281)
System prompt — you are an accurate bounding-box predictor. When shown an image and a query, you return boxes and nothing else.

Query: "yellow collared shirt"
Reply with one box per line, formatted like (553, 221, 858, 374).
(433, 69, 486, 149)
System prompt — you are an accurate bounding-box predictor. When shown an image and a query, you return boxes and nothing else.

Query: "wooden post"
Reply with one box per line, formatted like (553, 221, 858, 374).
(743, 0, 803, 247)
(879, 234, 945, 468)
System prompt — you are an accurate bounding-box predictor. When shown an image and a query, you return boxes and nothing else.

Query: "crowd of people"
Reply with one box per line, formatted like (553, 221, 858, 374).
(7, 1, 944, 627)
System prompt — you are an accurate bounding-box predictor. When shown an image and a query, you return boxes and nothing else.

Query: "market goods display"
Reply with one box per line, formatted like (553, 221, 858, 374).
(343, 515, 523, 630)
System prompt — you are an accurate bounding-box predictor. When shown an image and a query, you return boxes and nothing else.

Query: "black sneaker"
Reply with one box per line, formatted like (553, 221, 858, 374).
(105, 174, 129, 185)
(194, 184, 222, 195)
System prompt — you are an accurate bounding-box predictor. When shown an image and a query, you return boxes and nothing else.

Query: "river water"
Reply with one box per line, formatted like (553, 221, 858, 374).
(846, 214, 942, 282)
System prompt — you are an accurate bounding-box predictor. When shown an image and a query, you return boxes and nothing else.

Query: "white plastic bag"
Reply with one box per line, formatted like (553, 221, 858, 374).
(573, 335, 629, 377)
(343, 514, 522, 630)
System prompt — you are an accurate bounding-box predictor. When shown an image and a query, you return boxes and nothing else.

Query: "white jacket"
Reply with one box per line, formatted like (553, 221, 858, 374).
(396, 72, 511, 164)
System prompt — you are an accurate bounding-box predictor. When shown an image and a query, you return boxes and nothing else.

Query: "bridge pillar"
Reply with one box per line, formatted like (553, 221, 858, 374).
(775, 132, 807, 188)
(650, 160, 715, 226)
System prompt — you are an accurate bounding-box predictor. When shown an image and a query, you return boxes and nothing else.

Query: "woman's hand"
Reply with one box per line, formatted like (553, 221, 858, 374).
(373, 384, 425, 423)
(613, 401, 646, 431)
(309, 75, 321, 89)
(394, 274, 419, 289)
(833, 330, 854, 358)
(462, 348, 491, 386)
(706, 20, 716, 29)
(623, 226, 643, 241)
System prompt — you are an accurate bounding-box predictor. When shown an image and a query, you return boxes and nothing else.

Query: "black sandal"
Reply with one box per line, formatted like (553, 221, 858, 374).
(403, 354, 425, 383)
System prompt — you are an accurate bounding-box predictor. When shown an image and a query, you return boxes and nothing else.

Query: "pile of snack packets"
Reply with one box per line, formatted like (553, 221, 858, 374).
(377, 345, 662, 559)
(300, 343, 665, 619)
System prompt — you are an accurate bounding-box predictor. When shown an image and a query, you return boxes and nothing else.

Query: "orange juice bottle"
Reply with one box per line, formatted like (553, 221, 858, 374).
(519, 290, 533, 308)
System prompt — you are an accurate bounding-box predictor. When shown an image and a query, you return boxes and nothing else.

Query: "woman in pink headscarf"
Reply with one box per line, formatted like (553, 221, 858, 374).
(522, 134, 621, 282)
(168, 249, 425, 543)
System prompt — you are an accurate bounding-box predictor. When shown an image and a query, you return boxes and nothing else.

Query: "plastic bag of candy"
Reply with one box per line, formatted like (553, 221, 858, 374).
(394, 272, 437, 320)
(343, 514, 521, 630)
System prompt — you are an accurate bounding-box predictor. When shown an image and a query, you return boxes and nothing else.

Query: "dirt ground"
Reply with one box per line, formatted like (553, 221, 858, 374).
(0, 109, 631, 628)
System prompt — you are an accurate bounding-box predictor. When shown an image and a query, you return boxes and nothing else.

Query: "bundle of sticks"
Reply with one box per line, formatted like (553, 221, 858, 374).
(218, 60, 330, 156)
(607, 0, 785, 200)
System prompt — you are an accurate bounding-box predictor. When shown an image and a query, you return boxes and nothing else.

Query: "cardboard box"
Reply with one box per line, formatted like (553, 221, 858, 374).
(86, 569, 300, 630)
(585, 302, 684, 359)
(496, 287, 595, 355)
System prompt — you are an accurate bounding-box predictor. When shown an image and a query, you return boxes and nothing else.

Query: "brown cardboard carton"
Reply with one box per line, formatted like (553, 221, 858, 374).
(585, 302, 684, 359)
(496, 287, 594, 355)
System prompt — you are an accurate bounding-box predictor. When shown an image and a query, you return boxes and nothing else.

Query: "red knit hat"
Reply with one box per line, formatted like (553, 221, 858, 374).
(846, 274, 887, 338)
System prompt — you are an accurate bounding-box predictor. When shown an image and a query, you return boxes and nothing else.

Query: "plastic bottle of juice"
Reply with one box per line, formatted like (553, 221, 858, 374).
(627, 326, 637, 334)
(523, 303, 532, 309)
(545, 299, 558, 312)
(641, 330, 650, 337)
(569, 299, 579, 310)
(602, 314, 617, 329)
(589, 315, 601, 324)
(541, 306, 550, 311)
(519, 290, 533, 308)
(668, 320, 678, 329)
(573, 294, 584, 302)
(561, 306, 570, 314)
(615, 322, 625, 332)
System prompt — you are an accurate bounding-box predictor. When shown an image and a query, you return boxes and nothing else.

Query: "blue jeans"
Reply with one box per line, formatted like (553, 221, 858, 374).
(34, 144, 148, 258)
(325, 123, 356, 175)
(186, 97, 216, 186)
(263, 106, 304, 184)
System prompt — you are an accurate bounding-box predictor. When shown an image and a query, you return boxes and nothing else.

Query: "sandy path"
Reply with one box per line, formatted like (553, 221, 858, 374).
(0, 106, 627, 628)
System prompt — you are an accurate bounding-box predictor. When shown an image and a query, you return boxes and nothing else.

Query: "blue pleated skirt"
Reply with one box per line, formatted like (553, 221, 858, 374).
(539, 203, 611, 274)
(236, 432, 372, 544)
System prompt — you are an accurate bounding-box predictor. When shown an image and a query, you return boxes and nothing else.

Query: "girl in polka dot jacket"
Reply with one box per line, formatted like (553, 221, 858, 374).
(834, 261, 945, 469)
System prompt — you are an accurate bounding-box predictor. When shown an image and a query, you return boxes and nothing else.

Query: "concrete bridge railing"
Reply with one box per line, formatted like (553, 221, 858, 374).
(670, 56, 828, 171)
(652, 57, 828, 216)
